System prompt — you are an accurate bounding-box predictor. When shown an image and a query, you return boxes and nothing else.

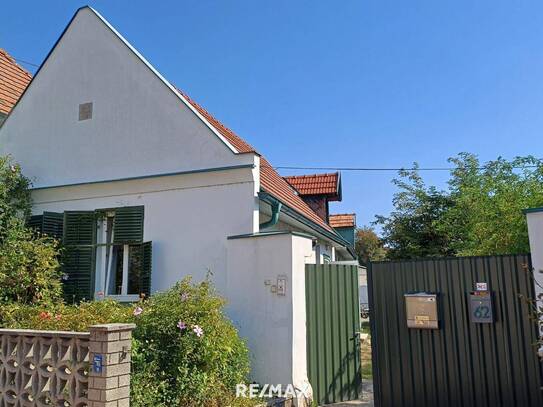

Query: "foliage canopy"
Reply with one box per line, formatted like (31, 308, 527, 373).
(374, 153, 543, 259)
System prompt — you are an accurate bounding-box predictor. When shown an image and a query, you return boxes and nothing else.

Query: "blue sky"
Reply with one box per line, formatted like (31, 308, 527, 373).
(2, 1, 543, 231)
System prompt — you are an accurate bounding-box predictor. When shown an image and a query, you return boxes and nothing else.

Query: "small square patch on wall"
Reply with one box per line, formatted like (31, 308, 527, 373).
(78, 102, 93, 121)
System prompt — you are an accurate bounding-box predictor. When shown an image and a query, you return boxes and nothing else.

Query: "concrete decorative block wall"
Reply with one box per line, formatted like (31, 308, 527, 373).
(0, 323, 135, 407)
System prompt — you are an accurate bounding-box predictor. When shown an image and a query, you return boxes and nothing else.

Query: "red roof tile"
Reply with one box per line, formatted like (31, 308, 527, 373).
(0, 49, 31, 115)
(283, 173, 340, 197)
(329, 213, 356, 228)
(178, 90, 336, 234)
(177, 89, 255, 154)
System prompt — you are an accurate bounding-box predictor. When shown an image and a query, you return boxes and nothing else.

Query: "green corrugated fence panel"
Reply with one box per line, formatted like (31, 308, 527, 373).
(306, 264, 362, 405)
(369, 254, 543, 407)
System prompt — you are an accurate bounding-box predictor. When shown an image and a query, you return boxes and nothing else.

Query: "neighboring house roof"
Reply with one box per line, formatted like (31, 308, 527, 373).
(0, 48, 32, 115)
(329, 213, 356, 228)
(179, 90, 336, 234)
(284, 172, 342, 201)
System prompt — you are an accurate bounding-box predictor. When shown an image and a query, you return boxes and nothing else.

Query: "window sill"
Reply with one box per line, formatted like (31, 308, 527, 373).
(100, 294, 141, 303)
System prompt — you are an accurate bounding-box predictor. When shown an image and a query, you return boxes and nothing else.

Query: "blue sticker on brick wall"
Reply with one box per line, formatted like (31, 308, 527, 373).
(93, 354, 103, 373)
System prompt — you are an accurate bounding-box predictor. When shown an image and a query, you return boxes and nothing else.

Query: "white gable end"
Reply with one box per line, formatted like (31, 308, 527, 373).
(0, 7, 250, 188)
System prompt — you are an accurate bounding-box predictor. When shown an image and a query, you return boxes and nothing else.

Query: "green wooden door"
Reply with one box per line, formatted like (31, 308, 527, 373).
(306, 264, 362, 405)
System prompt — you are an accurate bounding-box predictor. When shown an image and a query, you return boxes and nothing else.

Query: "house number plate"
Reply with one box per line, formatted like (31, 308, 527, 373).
(469, 291, 494, 324)
(93, 354, 103, 373)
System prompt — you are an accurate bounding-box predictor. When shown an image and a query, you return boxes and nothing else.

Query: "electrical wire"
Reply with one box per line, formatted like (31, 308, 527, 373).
(3, 59, 543, 175)
(12, 57, 39, 68)
(272, 165, 542, 172)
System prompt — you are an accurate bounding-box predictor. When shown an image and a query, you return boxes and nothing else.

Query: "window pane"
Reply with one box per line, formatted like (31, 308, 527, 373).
(106, 245, 124, 295)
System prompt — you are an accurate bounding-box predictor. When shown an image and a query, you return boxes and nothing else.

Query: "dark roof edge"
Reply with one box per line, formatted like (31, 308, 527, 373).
(259, 190, 352, 248)
(524, 207, 543, 214)
(227, 230, 316, 240)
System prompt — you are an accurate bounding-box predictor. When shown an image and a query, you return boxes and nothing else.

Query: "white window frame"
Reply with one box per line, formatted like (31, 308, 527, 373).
(94, 213, 139, 302)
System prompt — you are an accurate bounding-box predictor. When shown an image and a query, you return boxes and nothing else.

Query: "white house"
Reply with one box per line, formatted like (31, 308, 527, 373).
(526, 208, 543, 325)
(0, 7, 356, 392)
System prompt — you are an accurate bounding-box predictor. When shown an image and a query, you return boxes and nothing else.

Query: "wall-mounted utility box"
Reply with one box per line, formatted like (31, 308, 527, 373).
(405, 293, 439, 329)
(469, 291, 494, 323)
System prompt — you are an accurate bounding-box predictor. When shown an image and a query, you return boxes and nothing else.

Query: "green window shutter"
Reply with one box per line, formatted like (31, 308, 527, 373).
(63, 211, 95, 245)
(63, 246, 94, 303)
(27, 215, 44, 233)
(42, 212, 64, 239)
(113, 206, 144, 244)
(62, 211, 96, 302)
(27, 212, 64, 240)
(128, 241, 152, 297)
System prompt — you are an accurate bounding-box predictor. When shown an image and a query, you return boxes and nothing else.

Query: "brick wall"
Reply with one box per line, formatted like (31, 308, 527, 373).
(0, 323, 135, 407)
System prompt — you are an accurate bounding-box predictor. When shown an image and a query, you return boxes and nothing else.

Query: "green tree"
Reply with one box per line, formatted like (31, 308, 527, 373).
(375, 165, 455, 259)
(355, 226, 387, 265)
(444, 153, 543, 255)
(376, 153, 543, 259)
(0, 156, 62, 305)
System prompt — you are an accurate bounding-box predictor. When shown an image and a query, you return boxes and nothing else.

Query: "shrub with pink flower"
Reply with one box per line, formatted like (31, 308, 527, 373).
(192, 324, 204, 337)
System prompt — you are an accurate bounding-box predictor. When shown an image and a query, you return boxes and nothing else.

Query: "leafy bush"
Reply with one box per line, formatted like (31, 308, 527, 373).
(0, 278, 253, 407)
(130, 278, 251, 407)
(0, 156, 63, 306)
(0, 299, 133, 331)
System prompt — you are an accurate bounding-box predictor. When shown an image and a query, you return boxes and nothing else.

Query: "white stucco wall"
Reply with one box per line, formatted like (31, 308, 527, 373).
(226, 232, 313, 392)
(31, 166, 258, 293)
(0, 7, 245, 188)
(259, 208, 336, 263)
(358, 267, 368, 305)
(527, 211, 543, 310)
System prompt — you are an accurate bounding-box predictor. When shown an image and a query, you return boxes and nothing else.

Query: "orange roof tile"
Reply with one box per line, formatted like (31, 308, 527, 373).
(283, 173, 340, 197)
(177, 89, 255, 154)
(178, 90, 336, 234)
(329, 213, 356, 228)
(0, 49, 31, 115)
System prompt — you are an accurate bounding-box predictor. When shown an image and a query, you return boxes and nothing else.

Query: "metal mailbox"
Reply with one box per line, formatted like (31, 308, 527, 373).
(405, 293, 439, 329)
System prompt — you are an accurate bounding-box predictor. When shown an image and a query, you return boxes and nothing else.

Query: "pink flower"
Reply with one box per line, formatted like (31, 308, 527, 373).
(55, 314, 62, 321)
(177, 321, 187, 331)
(133, 307, 143, 317)
(180, 293, 189, 301)
(192, 325, 204, 338)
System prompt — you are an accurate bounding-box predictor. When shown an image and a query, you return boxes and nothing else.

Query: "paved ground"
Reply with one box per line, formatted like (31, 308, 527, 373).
(321, 381, 374, 407)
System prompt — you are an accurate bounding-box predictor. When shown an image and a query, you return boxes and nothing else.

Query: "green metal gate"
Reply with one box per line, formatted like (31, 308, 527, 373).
(306, 264, 362, 405)
(369, 255, 543, 407)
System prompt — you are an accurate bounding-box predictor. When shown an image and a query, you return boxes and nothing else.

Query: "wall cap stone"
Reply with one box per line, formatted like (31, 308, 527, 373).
(90, 323, 136, 331)
(0, 328, 90, 338)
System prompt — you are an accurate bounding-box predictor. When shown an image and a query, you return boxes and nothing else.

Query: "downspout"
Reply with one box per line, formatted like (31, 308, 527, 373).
(260, 199, 282, 230)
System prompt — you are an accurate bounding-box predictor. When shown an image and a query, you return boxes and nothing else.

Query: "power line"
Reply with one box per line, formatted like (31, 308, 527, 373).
(12, 57, 40, 68)
(2, 56, 543, 176)
(272, 165, 542, 172)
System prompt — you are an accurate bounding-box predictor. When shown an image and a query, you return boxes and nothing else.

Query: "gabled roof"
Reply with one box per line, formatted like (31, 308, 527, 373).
(0, 49, 32, 115)
(5, 6, 338, 238)
(283, 172, 342, 201)
(178, 91, 336, 234)
(329, 213, 356, 228)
